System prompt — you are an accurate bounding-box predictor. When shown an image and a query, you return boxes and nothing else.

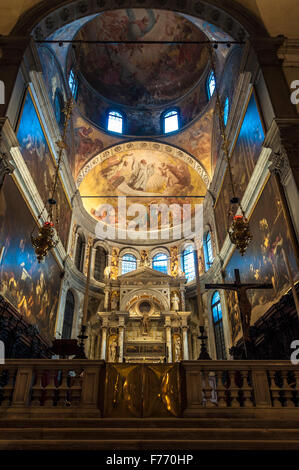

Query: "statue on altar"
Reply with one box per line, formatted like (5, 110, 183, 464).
(108, 336, 118, 362)
(174, 335, 182, 362)
(171, 292, 180, 311)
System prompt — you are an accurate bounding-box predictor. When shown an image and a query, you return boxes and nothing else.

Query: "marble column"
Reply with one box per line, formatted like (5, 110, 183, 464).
(182, 327, 189, 360)
(118, 326, 124, 362)
(90, 247, 97, 280)
(100, 326, 107, 360)
(104, 286, 110, 311)
(166, 325, 172, 363)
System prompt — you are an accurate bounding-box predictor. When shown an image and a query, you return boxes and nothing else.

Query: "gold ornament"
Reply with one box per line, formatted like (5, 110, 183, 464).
(31, 221, 57, 263)
(228, 213, 253, 256)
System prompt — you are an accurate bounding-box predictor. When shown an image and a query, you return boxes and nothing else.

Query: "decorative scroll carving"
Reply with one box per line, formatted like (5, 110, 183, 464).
(0, 151, 14, 190)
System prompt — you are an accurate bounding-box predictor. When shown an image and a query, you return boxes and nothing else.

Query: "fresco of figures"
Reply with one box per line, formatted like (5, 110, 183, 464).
(73, 109, 213, 181)
(211, 46, 243, 169)
(224, 175, 299, 344)
(38, 45, 75, 174)
(75, 9, 209, 107)
(214, 91, 265, 249)
(17, 90, 72, 249)
(0, 177, 62, 341)
(78, 147, 207, 234)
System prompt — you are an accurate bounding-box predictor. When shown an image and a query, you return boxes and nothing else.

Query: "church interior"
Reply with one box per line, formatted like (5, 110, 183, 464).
(0, 0, 299, 454)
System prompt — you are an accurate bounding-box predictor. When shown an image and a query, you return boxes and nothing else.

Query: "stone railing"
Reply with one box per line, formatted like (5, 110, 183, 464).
(182, 361, 299, 417)
(1, 360, 299, 418)
(0, 360, 105, 417)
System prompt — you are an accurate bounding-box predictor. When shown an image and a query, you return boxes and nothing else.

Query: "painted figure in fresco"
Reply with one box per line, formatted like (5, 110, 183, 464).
(100, 153, 132, 188)
(159, 162, 192, 193)
(75, 126, 103, 167)
(128, 158, 155, 191)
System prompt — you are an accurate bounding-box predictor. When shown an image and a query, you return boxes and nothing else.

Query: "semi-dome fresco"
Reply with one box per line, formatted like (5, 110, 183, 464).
(77, 141, 208, 240)
(74, 9, 210, 107)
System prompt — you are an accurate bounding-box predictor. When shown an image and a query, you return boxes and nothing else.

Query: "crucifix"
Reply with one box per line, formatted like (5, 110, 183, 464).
(205, 269, 273, 359)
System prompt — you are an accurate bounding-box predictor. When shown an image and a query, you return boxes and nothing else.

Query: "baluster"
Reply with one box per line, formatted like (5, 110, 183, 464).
(294, 371, 299, 407)
(44, 370, 57, 407)
(215, 370, 227, 408)
(202, 370, 214, 408)
(240, 370, 253, 408)
(1, 369, 16, 406)
(268, 370, 282, 407)
(70, 369, 83, 407)
(282, 371, 295, 408)
(229, 371, 240, 408)
(31, 370, 43, 406)
(57, 369, 69, 407)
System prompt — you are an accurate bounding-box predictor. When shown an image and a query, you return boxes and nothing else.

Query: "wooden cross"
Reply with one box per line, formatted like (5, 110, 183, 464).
(205, 269, 272, 358)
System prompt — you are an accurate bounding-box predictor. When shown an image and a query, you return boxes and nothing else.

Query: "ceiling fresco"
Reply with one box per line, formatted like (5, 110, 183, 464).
(74, 9, 210, 107)
(77, 142, 208, 240)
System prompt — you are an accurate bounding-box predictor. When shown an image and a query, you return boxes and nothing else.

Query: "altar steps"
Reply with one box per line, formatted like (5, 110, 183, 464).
(0, 418, 298, 450)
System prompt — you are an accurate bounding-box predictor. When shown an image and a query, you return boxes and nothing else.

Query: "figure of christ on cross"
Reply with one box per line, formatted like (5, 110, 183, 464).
(205, 269, 273, 359)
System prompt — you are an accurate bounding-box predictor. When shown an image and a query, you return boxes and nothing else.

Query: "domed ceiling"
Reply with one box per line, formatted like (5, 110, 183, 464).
(74, 9, 210, 108)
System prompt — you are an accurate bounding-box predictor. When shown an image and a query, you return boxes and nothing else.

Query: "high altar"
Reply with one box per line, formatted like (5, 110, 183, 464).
(87, 266, 191, 363)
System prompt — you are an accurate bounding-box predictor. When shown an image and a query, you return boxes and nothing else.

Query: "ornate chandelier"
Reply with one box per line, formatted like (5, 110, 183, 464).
(31, 98, 73, 262)
(209, 45, 252, 256)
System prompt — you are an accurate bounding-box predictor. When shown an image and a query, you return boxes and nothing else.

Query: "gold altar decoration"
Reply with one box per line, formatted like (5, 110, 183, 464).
(31, 98, 73, 262)
(104, 364, 180, 418)
(209, 45, 252, 256)
(110, 247, 119, 280)
(170, 246, 179, 277)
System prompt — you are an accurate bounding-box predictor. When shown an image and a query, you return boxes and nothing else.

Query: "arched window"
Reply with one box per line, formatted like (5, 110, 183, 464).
(121, 254, 137, 274)
(107, 110, 124, 134)
(162, 109, 179, 134)
(181, 245, 195, 282)
(223, 96, 229, 126)
(94, 246, 107, 282)
(207, 70, 216, 99)
(152, 252, 168, 274)
(75, 233, 85, 273)
(203, 231, 214, 271)
(62, 290, 75, 339)
(212, 291, 226, 359)
(68, 68, 78, 100)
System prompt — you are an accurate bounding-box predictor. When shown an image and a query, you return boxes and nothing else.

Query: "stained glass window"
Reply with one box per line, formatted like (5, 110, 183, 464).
(181, 245, 195, 282)
(207, 71, 216, 99)
(121, 254, 137, 274)
(163, 109, 179, 133)
(212, 291, 226, 359)
(152, 253, 168, 274)
(68, 69, 78, 100)
(107, 110, 123, 134)
(224, 96, 229, 126)
(204, 231, 214, 271)
(94, 246, 107, 282)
